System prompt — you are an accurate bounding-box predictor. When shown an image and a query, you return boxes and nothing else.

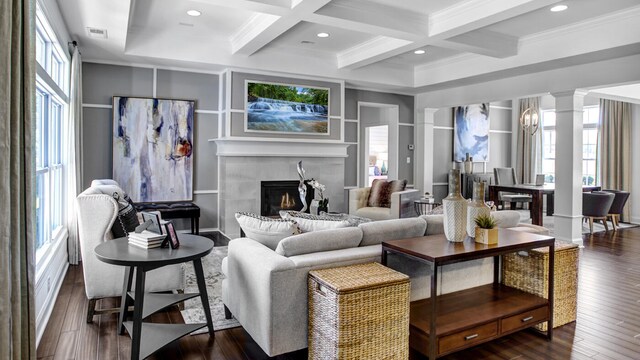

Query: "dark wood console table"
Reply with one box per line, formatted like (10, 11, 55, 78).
(382, 230, 555, 359)
(94, 235, 214, 360)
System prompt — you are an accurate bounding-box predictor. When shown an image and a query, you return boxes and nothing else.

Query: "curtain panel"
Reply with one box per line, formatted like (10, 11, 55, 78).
(66, 46, 83, 265)
(597, 99, 631, 221)
(0, 0, 37, 358)
(515, 97, 542, 184)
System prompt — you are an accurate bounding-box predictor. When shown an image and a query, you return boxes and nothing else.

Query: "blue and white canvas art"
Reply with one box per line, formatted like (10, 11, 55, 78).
(113, 96, 194, 202)
(245, 81, 329, 134)
(454, 103, 490, 162)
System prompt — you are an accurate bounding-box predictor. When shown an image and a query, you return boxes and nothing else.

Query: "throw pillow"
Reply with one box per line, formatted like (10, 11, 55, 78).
(279, 211, 350, 233)
(91, 183, 139, 237)
(367, 179, 407, 208)
(235, 212, 300, 250)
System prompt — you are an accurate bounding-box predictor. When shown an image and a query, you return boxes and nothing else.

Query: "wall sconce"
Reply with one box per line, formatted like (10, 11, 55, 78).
(520, 107, 540, 135)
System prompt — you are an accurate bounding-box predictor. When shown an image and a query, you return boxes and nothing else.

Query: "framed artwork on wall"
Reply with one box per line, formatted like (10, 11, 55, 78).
(244, 80, 330, 135)
(112, 96, 195, 202)
(453, 103, 490, 162)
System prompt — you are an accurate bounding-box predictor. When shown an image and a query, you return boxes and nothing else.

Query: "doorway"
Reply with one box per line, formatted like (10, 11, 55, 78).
(365, 125, 389, 186)
(358, 102, 399, 187)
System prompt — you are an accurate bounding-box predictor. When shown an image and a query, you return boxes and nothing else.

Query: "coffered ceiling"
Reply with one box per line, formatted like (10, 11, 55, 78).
(57, 0, 640, 93)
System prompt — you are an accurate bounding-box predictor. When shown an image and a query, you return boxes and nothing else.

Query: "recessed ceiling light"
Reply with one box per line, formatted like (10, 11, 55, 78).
(187, 10, 201, 17)
(550, 5, 568, 12)
(316, 32, 329, 38)
(414, 49, 426, 55)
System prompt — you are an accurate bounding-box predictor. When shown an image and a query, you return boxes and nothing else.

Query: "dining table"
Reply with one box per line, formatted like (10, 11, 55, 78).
(488, 184, 601, 226)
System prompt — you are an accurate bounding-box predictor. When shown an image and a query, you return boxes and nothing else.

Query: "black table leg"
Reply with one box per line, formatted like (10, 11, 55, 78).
(195, 217, 199, 235)
(118, 266, 134, 335)
(547, 193, 555, 216)
(131, 267, 146, 360)
(193, 258, 215, 335)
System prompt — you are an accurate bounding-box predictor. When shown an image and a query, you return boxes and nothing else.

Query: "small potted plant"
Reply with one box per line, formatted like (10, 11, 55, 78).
(474, 214, 498, 244)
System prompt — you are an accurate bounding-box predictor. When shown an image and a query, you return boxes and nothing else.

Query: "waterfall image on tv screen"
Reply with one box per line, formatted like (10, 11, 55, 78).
(245, 81, 329, 135)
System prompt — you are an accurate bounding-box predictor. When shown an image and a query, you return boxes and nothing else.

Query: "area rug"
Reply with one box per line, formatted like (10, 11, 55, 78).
(181, 246, 241, 333)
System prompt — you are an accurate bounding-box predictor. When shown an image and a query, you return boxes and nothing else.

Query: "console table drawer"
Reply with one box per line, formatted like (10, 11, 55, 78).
(501, 306, 548, 334)
(438, 321, 498, 355)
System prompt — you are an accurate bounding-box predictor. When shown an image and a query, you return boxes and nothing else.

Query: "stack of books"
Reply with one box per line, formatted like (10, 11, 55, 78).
(128, 230, 166, 249)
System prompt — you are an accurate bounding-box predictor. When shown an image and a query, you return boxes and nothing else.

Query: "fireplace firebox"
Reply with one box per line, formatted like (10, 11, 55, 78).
(261, 180, 314, 216)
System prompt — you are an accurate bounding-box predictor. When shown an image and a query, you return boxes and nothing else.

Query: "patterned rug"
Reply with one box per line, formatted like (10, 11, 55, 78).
(180, 246, 241, 333)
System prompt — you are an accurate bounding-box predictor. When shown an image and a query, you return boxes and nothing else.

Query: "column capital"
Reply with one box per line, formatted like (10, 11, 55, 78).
(416, 108, 438, 125)
(551, 89, 589, 99)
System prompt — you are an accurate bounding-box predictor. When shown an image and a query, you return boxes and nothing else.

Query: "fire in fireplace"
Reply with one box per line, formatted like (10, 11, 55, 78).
(261, 180, 314, 216)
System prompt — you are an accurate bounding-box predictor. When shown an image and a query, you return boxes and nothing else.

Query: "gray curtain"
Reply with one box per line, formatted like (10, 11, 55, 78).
(0, 0, 37, 358)
(597, 99, 631, 221)
(66, 46, 83, 265)
(516, 97, 542, 184)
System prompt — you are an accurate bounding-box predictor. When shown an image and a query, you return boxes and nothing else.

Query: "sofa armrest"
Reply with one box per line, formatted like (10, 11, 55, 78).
(391, 189, 421, 218)
(349, 187, 371, 215)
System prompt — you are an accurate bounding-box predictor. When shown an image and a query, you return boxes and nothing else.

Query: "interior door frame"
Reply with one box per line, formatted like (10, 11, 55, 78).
(357, 101, 399, 187)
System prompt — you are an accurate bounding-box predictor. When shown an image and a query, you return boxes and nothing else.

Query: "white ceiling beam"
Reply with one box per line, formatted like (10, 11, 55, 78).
(337, 36, 414, 69)
(435, 29, 518, 58)
(338, 0, 557, 69)
(191, 0, 289, 16)
(230, 0, 331, 56)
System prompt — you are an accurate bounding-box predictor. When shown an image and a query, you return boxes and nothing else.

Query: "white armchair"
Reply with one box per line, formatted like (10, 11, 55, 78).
(76, 180, 185, 323)
(349, 187, 421, 220)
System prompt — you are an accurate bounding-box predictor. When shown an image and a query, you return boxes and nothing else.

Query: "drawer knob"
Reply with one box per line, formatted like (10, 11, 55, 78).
(464, 333, 479, 340)
(521, 316, 534, 322)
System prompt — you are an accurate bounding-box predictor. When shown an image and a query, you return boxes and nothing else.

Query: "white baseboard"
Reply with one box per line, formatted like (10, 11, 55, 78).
(36, 259, 68, 348)
(629, 216, 640, 225)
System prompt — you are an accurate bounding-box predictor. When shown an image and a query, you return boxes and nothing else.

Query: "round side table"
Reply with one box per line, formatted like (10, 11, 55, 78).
(94, 234, 214, 360)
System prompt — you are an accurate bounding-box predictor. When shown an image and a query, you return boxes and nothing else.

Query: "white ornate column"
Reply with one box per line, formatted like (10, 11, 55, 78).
(416, 108, 437, 196)
(552, 90, 588, 245)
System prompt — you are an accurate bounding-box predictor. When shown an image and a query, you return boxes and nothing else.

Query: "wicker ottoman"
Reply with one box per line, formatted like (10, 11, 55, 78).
(308, 262, 410, 360)
(502, 241, 579, 331)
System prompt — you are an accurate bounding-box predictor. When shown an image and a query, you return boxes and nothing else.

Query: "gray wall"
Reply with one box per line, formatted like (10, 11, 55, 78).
(432, 101, 513, 202)
(81, 62, 220, 230)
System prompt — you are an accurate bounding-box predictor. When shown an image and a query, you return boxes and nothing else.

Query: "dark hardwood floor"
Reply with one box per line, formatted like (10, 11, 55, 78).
(37, 227, 640, 359)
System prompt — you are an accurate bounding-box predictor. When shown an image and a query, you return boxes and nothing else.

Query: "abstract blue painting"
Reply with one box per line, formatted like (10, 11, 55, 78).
(245, 81, 329, 134)
(454, 103, 490, 162)
(112, 96, 194, 202)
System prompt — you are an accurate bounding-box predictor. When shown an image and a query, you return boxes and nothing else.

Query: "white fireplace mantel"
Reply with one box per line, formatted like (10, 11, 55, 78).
(211, 138, 349, 158)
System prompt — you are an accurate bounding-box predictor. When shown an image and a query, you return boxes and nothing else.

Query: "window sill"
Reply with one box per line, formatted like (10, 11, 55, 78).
(35, 226, 68, 285)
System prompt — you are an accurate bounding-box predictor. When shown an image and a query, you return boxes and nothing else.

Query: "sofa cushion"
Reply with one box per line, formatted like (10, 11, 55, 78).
(358, 218, 427, 246)
(275, 227, 363, 257)
(491, 210, 521, 228)
(280, 211, 350, 233)
(354, 207, 392, 221)
(235, 212, 300, 250)
(420, 215, 444, 236)
(367, 179, 407, 208)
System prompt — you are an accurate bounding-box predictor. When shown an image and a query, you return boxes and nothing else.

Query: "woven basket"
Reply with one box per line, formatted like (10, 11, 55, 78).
(502, 242, 579, 331)
(308, 263, 410, 360)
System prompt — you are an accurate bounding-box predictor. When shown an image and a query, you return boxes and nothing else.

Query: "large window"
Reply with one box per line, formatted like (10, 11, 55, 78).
(35, 7, 69, 261)
(541, 106, 599, 185)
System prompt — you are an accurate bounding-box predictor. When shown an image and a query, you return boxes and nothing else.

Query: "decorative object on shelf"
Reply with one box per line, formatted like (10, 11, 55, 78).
(464, 153, 473, 174)
(112, 96, 194, 202)
(309, 179, 328, 213)
(443, 169, 468, 242)
(297, 161, 308, 212)
(467, 182, 490, 237)
(381, 161, 387, 175)
(519, 106, 540, 135)
(474, 213, 498, 244)
(454, 103, 490, 162)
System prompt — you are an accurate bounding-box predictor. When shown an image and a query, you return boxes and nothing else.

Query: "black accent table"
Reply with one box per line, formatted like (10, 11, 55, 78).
(94, 234, 214, 360)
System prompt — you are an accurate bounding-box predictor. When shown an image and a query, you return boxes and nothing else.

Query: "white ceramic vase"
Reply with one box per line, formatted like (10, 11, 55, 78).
(467, 182, 491, 237)
(443, 169, 468, 242)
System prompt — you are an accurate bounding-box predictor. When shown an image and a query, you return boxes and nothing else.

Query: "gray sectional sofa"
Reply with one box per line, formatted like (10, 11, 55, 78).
(221, 211, 548, 357)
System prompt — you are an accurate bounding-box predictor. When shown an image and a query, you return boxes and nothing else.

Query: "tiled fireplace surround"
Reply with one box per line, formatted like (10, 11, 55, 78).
(216, 139, 348, 238)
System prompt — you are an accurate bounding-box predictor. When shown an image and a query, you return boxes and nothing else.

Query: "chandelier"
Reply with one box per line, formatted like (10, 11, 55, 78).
(520, 107, 540, 135)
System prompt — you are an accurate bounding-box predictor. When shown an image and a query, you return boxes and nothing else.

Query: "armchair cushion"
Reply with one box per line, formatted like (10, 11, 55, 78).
(367, 179, 407, 208)
(275, 227, 363, 257)
(235, 212, 300, 250)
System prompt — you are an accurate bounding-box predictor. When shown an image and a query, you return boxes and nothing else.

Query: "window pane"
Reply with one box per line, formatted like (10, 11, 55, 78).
(36, 29, 46, 67)
(543, 111, 556, 127)
(51, 101, 62, 164)
(51, 168, 62, 230)
(584, 107, 599, 125)
(36, 172, 46, 250)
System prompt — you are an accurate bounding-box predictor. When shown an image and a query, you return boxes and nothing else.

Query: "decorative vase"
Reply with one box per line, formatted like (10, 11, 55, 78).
(381, 161, 387, 175)
(464, 153, 473, 174)
(475, 227, 498, 244)
(443, 169, 467, 242)
(467, 182, 491, 237)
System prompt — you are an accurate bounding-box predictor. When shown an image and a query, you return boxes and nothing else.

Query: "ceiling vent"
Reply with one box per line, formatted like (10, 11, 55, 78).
(86, 27, 108, 39)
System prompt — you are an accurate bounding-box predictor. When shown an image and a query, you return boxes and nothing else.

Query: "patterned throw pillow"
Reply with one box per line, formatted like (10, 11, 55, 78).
(367, 179, 407, 208)
(279, 211, 350, 233)
(90, 183, 139, 238)
(235, 212, 300, 250)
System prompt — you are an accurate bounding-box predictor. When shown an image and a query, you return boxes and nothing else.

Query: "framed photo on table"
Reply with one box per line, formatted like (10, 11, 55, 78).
(141, 211, 163, 234)
(165, 222, 180, 249)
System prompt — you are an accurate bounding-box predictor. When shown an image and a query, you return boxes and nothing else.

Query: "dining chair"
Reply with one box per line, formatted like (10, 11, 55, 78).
(493, 167, 532, 210)
(602, 190, 630, 230)
(582, 191, 615, 233)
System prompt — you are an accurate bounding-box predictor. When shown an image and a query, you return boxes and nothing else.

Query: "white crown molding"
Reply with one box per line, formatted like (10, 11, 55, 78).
(82, 59, 225, 75)
(213, 138, 349, 157)
(588, 91, 640, 105)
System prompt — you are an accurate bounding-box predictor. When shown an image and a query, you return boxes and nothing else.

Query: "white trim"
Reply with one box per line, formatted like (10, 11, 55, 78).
(209, 136, 345, 144)
(152, 68, 157, 98)
(82, 103, 112, 109)
(193, 190, 219, 195)
(213, 138, 349, 157)
(552, 214, 584, 219)
(399, 123, 415, 127)
(344, 186, 358, 190)
(344, 142, 358, 145)
(589, 91, 640, 105)
(433, 182, 448, 186)
(230, 109, 244, 113)
(489, 129, 513, 134)
(357, 101, 400, 187)
(195, 109, 221, 114)
(489, 105, 512, 110)
(346, 85, 416, 97)
(344, 119, 358, 123)
(226, 66, 345, 86)
(630, 216, 640, 225)
(340, 81, 346, 142)
(407, 184, 415, 188)
(434, 126, 454, 130)
(82, 59, 225, 75)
